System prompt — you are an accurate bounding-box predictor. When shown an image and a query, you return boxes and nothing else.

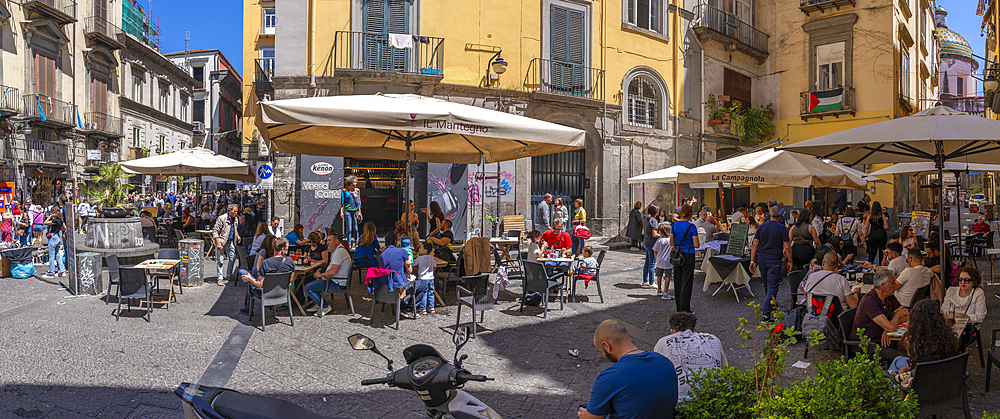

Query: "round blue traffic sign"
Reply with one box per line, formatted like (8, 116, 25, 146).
(257, 164, 273, 180)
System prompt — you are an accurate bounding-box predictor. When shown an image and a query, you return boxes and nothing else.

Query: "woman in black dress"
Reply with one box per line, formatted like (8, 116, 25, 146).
(625, 201, 643, 249)
(866, 201, 889, 264)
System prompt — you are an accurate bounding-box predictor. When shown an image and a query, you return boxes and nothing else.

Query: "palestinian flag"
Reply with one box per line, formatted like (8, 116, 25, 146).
(808, 87, 844, 113)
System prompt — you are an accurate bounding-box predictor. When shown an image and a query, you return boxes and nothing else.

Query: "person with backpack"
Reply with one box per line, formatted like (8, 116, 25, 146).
(802, 252, 860, 310)
(835, 207, 862, 250)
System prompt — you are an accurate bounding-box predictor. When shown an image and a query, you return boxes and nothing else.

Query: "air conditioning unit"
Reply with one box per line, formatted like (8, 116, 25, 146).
(193, 121, 205, 135)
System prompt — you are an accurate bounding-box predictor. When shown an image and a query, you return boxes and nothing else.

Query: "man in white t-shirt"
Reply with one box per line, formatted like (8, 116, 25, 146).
(653, 312, 727, 401)
(894, 248, 936, 308)
(863, 242, 907, 279)
(304, 232, 353, 316)
(802, 252, 859, 309)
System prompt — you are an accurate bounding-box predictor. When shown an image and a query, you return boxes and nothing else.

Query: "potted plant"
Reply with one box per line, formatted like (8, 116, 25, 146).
(705, 95, 727, 126)
(731, 102, 777, 146)
(85, 163, 136, 218)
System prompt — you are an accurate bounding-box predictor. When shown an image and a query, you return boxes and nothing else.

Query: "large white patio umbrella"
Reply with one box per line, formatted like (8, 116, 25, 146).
(868, 161, 1000, 176)
(120, 147, 255, 182)
(675, 149, 869, 189)
(258, 93, 586, 232)
(627, 165, 688, 184)
(781, 105, 1000, 296)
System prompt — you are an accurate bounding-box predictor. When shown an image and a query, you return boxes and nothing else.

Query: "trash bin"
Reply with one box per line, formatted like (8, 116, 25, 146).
(987, 204, 995, 221)
(179, 239, 203, 286)
(944, 206, 951, 222)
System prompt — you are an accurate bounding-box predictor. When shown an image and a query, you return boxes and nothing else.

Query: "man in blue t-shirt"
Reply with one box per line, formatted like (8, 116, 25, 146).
(750, 206, 792, 321)
(579, 320, 678, 419)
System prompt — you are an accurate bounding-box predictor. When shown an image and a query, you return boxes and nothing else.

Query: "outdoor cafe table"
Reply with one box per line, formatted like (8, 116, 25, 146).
(888, 315, 968, 342)
(195, 230, 215, 258)
(291, 261, 324, 316)
(490, 237, 520, 263)
(699, 240, 755, 302)
(133, 259, 180, 310)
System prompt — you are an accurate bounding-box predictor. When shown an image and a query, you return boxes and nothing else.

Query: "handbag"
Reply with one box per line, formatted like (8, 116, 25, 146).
(670, 223, 695, 266)
(573, 223, 591, 239)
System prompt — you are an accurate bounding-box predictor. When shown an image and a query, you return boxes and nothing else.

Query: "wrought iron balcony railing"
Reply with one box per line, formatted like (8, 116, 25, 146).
(0, 85, 19, 116)
(84, 16, 123, 49)
(254, 58, 274, 99)
(22, 0, 76, 24)
(692, 4, 768, 56)
(525, 58, 605, 101)
(333, 31, 444, 76)
(22, 94, 75, 127)
(799, 0, 856, 15)
(83, 112, 124, 136)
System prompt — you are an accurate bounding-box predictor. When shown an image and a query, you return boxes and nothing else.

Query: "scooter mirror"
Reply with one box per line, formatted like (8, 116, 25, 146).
(453, 326, 470, 349)
(348, 333, 376, 351)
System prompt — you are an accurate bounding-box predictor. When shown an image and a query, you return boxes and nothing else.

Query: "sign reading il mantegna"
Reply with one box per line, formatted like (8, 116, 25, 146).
(710, 174, 766, 183)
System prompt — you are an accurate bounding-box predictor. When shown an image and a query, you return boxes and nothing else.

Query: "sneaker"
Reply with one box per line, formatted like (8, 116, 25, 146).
(662, 292, 674, 300)
(420, 310, 428, 315)
(217, 279, 226, 286)
(429, 308, 436, 314)
(414, 312, 421, 318)
(313, 308, 334, 317)
(42, 273, 55, 279)
(57, 271, 67, 277)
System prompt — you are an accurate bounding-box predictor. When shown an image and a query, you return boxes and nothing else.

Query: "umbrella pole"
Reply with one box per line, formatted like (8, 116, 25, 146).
(717, 182, 726, 228)
(955, 171, 962, 269)
(406, 140, 412, 239)
(936, 151, 947, 298)
(480, 153, 485, 237)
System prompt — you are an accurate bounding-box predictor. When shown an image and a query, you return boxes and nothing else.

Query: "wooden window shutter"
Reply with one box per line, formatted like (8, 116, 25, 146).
(723, 68, 751, 108)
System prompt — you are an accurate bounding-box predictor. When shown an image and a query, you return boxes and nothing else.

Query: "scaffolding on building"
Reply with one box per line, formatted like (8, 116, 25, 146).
(122, 0, 161, 51)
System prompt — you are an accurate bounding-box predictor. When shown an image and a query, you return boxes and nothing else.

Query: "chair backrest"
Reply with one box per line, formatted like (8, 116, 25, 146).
(911, 285, 931, 306)
(911, 352, 969, 413)
(260, 271, 293, 305)
(118, 267, 148, 297)
(502, 215, 525, 234)
(988, 230, 996, 249)
(235, 245, 249, 268)
(714, 232, 730, 242)
(806, 293, 844, 321)
(372, 283, 400, 304)
(838, 307, 858, 341)
(787, 270, 805, 292)
(142, 226, 156, 241)
(173, 229, 185, 242)
(590, 250, 607, 279)
(106, 254, 121, 281)
(158, 248, 180, 260)
(244, 254, 259, 273)
(463, 274, 493, 305)
(523, 261, 551, 295)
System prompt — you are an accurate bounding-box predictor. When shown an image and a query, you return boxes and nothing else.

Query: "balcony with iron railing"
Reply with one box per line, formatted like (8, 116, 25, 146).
(22, 94, 75, 128)
(0, 85, 19, 116)
(691, 4, 768, 61)
(940, 96, 985, 117)
(17, 140, 69, 166)
(525, 58, 605, 101)
(333, 31, 444, 77)
(800, 85, 856, 120)
(254, 58, 274, 99)
(81, 112, 124, 137)
(22, 0, 76, 25)
(84, 150, 118, 169)
(84, 16, 124, 49)
(799, 0, 856, 15)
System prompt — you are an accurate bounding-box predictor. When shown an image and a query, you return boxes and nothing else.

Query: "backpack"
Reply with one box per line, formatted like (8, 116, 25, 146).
(801, 293, 842, 351)
(780, 304, 806, 341)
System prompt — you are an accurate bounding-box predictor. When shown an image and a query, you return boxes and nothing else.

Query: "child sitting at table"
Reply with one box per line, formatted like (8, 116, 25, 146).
(525, 230, 542, 262)
(575, 246, 599, 288)
(413, 243, 437, 315)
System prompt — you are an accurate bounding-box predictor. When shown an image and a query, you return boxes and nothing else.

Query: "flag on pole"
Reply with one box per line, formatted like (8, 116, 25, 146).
(35, 94, 46, 121)
(76, 106, 83, 128)
(808, 87, 844, 113)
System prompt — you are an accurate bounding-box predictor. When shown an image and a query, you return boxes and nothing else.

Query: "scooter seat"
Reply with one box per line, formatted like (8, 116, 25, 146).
(214, 391, 339, 419)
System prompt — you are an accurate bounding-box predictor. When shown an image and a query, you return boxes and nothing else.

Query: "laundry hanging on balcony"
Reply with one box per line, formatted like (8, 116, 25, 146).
(388, 33, 413, 49)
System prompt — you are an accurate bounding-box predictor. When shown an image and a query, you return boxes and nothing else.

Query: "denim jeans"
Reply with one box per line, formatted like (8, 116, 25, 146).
(304, 278, 346, 309)
(217, 240, 237, 281)
(643, 244, 656, 284)
(413, 278, 435, 311)
(344, 210, 359, 246)
(759, 261, 783, 317)
(47, 234, 65, 274)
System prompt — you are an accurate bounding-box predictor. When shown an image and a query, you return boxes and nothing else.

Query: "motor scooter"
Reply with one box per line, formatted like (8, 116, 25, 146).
(351, 325, 501, 419)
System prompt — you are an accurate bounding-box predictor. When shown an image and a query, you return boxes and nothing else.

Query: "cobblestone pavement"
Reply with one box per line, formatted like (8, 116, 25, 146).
(1, 237, 998, 418)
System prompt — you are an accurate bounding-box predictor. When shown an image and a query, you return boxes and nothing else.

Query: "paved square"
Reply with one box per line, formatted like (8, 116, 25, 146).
(1, 247, 997, 418)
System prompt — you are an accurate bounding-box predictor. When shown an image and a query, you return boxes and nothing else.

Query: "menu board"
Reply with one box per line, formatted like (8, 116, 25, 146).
(726, 223, 750, 257)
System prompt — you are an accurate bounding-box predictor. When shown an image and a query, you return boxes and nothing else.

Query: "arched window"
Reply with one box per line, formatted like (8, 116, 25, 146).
(623, 68, 668, 129)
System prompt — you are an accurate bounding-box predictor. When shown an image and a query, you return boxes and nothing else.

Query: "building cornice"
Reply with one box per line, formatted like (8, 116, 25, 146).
(117, 33, 199, 87)
(120, 97, 196, 132)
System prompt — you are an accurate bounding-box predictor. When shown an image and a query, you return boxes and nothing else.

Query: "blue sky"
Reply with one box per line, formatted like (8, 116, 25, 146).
(143, 0, 243, 75)
(937, 0, 987, 94)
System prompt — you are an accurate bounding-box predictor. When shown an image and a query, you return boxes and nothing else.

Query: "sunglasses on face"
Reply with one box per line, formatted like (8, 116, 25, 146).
(958, 277, 973, 283)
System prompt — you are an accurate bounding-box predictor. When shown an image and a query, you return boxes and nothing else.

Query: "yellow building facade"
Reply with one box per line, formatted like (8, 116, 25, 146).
(693, 0, 938, 214)
(242, 0, 742, 234)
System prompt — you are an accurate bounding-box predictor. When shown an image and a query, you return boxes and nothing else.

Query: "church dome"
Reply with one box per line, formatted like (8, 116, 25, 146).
(938, 27, 974, 60)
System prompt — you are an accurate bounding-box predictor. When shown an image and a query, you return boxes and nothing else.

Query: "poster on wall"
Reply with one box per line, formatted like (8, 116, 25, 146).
(468, 161, 516, 204)
(429, 163, 468, 241)
(0, 182, 13, 211)
(299, 155, 344, 234)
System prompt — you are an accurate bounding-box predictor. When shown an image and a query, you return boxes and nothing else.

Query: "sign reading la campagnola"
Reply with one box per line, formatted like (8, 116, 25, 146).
(423, 120, 489, 134)
(710, 174, 766, 183)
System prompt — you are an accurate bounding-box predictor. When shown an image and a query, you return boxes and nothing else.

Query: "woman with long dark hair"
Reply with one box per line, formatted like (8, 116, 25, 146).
(425, 201, 447, 237)
(865, 201, 889, 264)
(789, 208, 819, 275)
(340, 175, 363, 247)
(672, 205, 700, 313)
(642, 204, 660, 286)
(890, 299, 959, 376)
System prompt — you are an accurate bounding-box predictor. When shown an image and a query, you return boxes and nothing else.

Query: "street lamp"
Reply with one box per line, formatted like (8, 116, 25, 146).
(486, 50, 507, 85)
(985, 74, 999, 93)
